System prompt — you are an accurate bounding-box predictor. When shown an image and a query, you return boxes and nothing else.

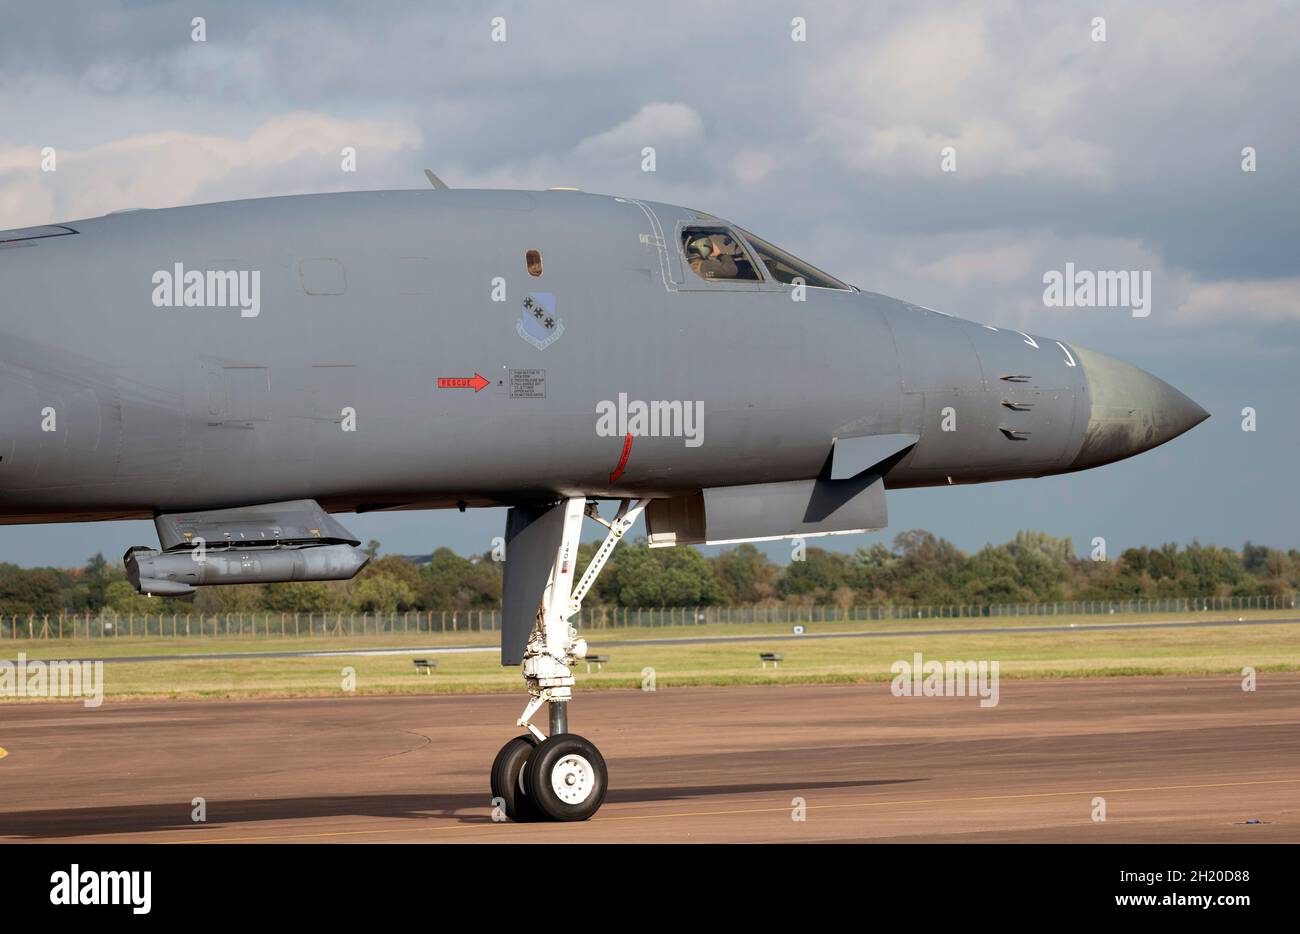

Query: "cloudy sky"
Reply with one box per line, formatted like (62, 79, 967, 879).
(1, 0, 1296, 567)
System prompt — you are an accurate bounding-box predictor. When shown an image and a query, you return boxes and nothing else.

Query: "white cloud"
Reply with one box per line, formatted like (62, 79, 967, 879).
(793, 224, 1298, 340)
(820, 116, 1112, 182)
(571, 103, 704, 161)
(801, 5, 1127, 184)
(1177, 277, 1300, 325)
(0, 113, 422, 225)
(443, 102, 715, 197)
(908, 241, 1039, 287)
(731, 148, 778, 186)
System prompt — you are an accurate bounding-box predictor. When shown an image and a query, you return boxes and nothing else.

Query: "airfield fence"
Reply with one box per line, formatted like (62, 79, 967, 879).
(0, 594, 1295, 639)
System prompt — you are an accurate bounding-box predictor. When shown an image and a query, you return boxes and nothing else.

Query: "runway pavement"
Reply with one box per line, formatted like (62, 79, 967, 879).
(1, 676, 1296, 843)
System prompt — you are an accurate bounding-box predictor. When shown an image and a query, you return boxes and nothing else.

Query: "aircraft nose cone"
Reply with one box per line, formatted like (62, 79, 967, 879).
(1069, 344, 1209, 471)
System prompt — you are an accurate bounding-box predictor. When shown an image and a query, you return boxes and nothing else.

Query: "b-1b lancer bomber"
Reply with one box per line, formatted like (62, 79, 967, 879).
(0, 185, 1208, 820)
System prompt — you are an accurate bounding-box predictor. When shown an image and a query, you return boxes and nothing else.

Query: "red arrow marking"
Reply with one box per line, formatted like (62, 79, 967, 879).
(609, 433, 634, 484)
(437, 374, 491, 392)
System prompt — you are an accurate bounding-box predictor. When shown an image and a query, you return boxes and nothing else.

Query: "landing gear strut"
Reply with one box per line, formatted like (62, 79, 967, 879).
(490, 497, 643, 822)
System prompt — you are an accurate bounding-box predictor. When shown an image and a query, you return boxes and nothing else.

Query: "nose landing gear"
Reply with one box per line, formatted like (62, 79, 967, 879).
(489, 497, 643, 823)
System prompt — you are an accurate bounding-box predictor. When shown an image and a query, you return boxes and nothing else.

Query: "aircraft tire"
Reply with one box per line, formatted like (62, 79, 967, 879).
(490, 734, 542, 822)
(523, 733, 608, 822)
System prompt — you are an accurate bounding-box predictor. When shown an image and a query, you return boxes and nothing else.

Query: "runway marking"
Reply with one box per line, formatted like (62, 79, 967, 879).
(158, 776, 1300, 844)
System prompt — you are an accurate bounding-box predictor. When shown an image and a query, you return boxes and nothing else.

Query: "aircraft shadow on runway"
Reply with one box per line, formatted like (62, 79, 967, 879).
(0, 778, 922, 838)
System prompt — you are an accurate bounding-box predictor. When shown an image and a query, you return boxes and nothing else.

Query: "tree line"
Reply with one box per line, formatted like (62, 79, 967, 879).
(0, 530, 1295, 618)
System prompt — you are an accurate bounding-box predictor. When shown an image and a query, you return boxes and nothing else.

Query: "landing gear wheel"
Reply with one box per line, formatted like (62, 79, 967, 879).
(490, 734, 542, 822)
(523, 733, 608, 822)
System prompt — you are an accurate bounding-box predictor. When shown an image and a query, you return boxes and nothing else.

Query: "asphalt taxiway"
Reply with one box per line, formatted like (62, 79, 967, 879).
(1, 676, 1296, 842)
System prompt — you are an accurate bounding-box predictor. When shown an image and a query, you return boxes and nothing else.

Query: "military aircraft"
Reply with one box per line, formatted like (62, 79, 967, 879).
(0, 184, 1208, 821)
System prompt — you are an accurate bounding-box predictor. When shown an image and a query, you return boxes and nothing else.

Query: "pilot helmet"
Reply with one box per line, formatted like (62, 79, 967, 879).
(687, 235, 713, 259)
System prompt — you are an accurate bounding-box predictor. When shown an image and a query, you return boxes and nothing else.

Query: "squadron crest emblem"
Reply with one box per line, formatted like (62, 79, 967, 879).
(517, 292, 564, 350)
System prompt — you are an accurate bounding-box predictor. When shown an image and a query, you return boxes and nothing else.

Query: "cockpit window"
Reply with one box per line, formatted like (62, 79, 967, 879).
(734, 228, 851, 290)
(681, 226, 762, 282)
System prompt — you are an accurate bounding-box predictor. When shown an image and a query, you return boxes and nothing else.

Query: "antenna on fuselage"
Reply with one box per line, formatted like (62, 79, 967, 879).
(423, 169, 449, 190)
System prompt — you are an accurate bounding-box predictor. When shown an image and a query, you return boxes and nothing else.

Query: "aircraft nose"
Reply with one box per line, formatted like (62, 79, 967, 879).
(1068, 344, 1209, 471)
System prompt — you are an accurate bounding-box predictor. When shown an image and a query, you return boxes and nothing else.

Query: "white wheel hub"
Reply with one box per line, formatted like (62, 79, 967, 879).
(550, 753, 596, 805)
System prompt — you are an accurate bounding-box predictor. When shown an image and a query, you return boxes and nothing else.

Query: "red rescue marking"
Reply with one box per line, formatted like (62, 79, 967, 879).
(609, 433, 634, 484)
(437, 374, 491, 392)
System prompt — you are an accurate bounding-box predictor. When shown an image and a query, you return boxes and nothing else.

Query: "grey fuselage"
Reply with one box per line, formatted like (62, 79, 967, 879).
(0, 189, 1206, 524)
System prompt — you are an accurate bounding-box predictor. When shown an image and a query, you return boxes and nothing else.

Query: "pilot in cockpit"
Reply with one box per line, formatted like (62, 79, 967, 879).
(686, 233, 741, 279)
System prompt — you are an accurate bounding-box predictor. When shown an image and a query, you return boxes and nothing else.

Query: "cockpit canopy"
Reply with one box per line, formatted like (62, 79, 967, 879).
(679, 225, 850, 290)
